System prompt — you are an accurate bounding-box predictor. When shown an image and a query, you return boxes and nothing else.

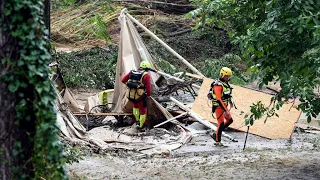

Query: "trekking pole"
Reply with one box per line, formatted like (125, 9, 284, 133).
(243, 126, 250, 150)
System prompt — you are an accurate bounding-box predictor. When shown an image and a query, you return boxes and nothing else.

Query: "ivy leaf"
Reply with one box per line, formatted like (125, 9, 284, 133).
(250, 118, 254, 126)
(307, 115, 312, 123)
(4, 7, 12, 16)
(41, 96, 49, 105)
(245, 118, 249, 125)
(8, 83, 19, 92)
(12, 149, 19, 156)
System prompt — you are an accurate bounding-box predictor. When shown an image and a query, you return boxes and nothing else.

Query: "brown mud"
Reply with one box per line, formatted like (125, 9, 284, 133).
(67, 129, 320, 180)
(66, 89, 320, 180)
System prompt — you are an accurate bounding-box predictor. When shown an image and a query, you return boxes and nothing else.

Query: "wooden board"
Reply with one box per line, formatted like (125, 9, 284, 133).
(191, 78, 302, 139)
(185, 72, 205, 80)
(73, 113, 132, 116)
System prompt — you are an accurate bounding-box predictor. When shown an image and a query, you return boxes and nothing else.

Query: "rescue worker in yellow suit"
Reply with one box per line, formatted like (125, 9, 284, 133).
(210, 67, 234, 146)
(121, 61, 152, 129)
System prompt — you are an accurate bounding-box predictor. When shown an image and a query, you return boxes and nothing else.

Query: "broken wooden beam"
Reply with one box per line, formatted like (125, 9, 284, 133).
(154, 112, 188, 128)
(152, 70, 201, 89)
(73, 113, 132, 116)
(185, 72, 205, 80)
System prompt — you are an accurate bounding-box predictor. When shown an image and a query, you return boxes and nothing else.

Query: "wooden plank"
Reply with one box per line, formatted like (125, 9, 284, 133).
(185, 72, 205, 80)
(169, 110, 187, 116)
(191, 77, 301, 139)
(170, 97, 237, 141)
(295, 123, 320, 131)
(154, 112, 188, 128)
(73, 112, 132, 116)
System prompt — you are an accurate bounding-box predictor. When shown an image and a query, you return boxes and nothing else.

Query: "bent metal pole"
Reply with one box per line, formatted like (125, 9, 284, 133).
(125, 12, 204, 77)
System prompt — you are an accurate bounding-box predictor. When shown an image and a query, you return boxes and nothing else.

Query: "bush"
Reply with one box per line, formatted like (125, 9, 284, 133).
(53, 46, 118, 89)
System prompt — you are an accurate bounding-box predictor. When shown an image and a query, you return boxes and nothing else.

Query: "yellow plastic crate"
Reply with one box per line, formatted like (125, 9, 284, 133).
(99, 89, 114, 105)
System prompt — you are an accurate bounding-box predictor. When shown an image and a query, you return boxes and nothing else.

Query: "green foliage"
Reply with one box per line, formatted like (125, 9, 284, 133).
(62, 143, 84, 164)
(51, 1, 118, 47)
(156, 59, 177, 74)
(143, 15, 250, 84)
(1, 0, 67, 178)
(51, 0, 76, 10)
(100, 0, 116, 13)
(244, 100, 278, 126)
(53, 47, 118, 89)
(200, 54, 248, 85)
(91, 13, 112, 44)
(145, 26, 242, 78)
(189, 0, 320, 123)
(147, 29, 229, 63)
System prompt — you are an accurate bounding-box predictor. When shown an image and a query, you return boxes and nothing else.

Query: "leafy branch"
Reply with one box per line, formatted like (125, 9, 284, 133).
(189, 0, 320, 124)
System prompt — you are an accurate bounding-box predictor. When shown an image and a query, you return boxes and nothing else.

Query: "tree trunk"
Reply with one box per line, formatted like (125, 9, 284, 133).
(0, 1, 35, 179)
(0, 82, 17, 180)
(0, 22, 18, 180)
(44, 0, 51, 38)
(111, 0, 196, 14)
(0, 2, 17, 179)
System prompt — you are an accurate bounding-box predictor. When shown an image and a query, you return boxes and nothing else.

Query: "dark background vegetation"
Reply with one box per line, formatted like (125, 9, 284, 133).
(52, 2, 248, 89)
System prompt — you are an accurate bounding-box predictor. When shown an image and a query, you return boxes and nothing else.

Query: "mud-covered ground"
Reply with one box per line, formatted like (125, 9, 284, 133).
(68, 151, 320, 180)
(66, 88, 320, 180)
(67, 126, 320, 180)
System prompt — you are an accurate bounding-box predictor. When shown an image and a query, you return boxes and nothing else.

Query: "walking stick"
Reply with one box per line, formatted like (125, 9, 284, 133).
(243, 126, 250, 150)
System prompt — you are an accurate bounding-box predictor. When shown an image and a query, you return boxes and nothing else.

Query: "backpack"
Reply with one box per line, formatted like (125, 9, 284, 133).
(207, 81, 215, 100)
(207, 79, 232, 101)
(126, 70, 147, 102)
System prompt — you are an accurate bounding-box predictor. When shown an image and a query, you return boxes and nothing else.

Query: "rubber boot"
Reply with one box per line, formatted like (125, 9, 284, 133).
(133, 108, 140, 123)
(139, 114, 146, 128)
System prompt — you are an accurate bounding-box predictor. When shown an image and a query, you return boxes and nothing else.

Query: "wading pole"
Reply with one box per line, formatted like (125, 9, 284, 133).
(243, 126, 250, 150)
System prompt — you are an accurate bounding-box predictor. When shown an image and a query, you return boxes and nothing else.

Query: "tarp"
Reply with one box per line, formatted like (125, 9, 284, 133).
(111, 10, 160, 113)
(192, 78, 302, 139)
(63, 88, 83, 112)
(52, 10, 192, 155)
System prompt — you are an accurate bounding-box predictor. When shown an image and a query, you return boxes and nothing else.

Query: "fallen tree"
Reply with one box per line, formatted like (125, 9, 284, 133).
(111, 0, 196, 14)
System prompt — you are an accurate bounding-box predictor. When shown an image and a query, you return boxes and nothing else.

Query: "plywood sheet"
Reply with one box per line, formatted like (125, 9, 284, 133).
(192, 78, 301, 139)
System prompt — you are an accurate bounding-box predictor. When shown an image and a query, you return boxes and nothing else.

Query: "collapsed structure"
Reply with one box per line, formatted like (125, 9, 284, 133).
(52, 9, 302, 155)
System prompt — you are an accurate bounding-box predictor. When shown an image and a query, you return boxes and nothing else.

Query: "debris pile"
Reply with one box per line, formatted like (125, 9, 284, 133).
(51, 10, 312, 156)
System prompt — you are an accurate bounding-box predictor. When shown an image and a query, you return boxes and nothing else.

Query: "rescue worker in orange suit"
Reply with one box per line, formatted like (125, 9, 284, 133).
(121, 61, 152, 129)
(210, 67, 234, 146)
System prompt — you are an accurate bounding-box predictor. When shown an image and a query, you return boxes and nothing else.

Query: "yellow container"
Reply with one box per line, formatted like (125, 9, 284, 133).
(99, 89, 114, 105)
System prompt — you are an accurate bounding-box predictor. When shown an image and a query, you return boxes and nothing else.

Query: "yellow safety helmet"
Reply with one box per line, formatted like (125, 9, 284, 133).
(140, 61, 151, 69)
(220, 67, 232, 78)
